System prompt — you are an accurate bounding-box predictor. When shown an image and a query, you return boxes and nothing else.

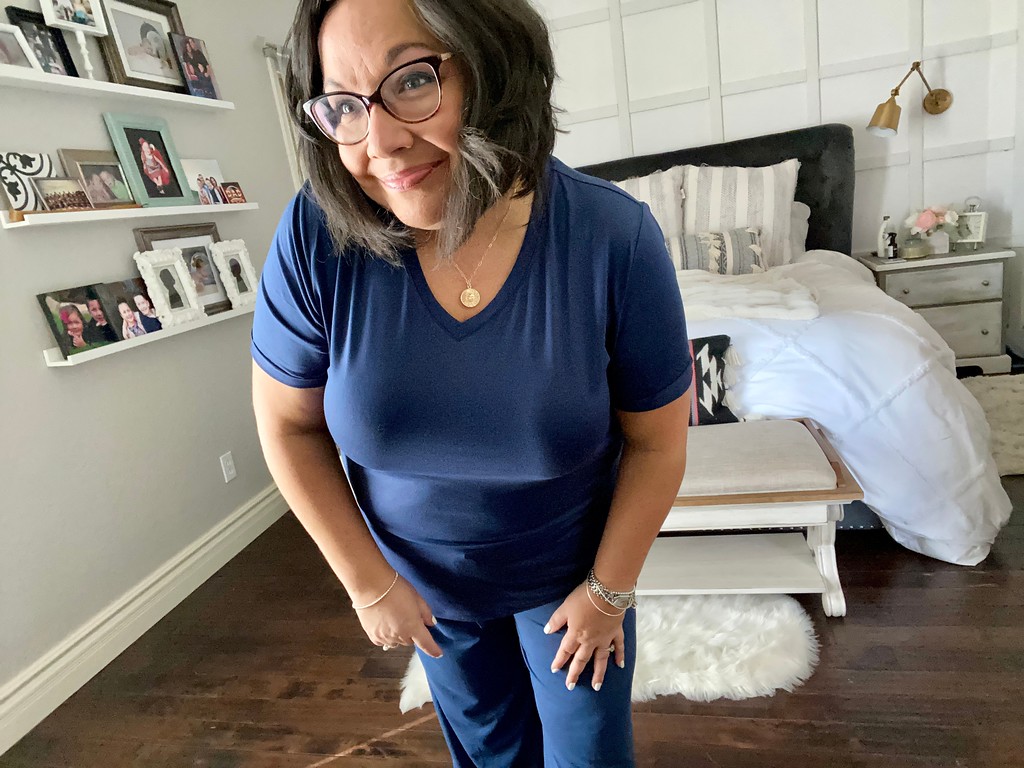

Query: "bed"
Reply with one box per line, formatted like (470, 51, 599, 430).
(579, 124, 1012, 566)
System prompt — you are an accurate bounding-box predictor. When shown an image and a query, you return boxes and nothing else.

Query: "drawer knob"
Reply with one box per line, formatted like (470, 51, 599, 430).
(902, 289, 910, 295)
(982, 280, 991, 287)
(981, 329, 990, 335)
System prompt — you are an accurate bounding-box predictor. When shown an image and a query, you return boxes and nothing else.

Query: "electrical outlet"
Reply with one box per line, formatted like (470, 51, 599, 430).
(220, 451, 237, 483)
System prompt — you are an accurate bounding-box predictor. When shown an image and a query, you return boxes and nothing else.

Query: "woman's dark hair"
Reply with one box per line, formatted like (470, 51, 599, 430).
(284, 0, 557, 264)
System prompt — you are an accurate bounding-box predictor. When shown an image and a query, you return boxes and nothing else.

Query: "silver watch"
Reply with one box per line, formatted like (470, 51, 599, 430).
(587, 568, 637, 611)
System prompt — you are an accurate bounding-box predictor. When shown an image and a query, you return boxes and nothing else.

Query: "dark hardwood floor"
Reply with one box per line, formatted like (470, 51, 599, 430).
(3, 477, 1022, 768)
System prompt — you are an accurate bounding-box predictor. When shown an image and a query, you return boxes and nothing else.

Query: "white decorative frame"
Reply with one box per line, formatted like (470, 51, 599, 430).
(0, 23, 44, 70)
(210, 239, 257, 309)
(132, 247, 204, 327)
(955, 211, 988, 250)
(40, 0, 109, 37)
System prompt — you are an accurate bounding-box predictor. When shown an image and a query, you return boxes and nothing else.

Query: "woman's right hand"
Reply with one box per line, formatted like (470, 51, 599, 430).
(354, 574, 443, 658)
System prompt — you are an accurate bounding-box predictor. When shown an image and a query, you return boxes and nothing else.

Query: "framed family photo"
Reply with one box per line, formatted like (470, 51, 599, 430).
(103, 112, 194, 206)
(32, 177, 92, 210)
(58, 148, 136, 208)
(37, 284, 121, 358)
(102, 277, 162, 338)
(0, 22, 41, 69)
(133, 247, 204, 326)
(134, 222, 231, 315)
(40, 0, 108, 37)
(170, 33, 218, 99)
(5, 7, 78, 76)
(0, 152, 59, 211)
(180, 158, 229, 205)
(210, 239, 257, 309)
(99, 0, 184, 91)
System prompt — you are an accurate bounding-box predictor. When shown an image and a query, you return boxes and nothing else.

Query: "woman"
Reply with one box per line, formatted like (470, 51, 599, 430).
(252, 1, 691, 765)
(133, 292, 163, 333)
(138, 139, 171, 194)
(117, 298, 146, 339)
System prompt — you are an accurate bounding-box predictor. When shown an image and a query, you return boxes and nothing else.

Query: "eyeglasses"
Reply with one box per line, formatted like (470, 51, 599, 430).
(303, 53, 454, 146)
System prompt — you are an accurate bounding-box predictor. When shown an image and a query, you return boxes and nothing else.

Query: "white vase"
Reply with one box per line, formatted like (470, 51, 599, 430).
(925, 230, 950, 255)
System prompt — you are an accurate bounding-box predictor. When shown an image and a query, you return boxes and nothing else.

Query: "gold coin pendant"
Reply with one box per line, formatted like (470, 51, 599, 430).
(460, 288, 481, 308)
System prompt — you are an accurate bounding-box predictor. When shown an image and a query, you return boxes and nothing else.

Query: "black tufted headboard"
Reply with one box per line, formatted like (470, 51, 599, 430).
(578, 123, 855, 256)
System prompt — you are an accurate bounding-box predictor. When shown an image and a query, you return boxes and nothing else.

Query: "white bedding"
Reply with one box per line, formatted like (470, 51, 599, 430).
(684, 249, 1012, 566)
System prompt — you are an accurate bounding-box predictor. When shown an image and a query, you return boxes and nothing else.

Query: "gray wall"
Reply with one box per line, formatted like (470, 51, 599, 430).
(0, 0, 298, 687)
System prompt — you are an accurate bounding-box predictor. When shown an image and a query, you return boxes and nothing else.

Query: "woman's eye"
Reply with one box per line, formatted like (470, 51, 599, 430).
(399, 72, 434, 91)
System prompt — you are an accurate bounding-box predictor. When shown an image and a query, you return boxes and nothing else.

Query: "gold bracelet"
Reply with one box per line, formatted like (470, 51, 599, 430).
(585, 582, 627, 617)
(351, 571, 399, 610)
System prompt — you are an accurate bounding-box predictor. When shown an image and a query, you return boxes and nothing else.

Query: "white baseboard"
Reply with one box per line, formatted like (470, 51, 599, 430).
(0, 484, 288, 757)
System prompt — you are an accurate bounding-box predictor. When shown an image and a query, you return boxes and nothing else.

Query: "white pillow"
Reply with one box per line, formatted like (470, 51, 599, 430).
(790, 201, 811, 258)
(613, 166, 685, 267)
(681, 158, 801, 268)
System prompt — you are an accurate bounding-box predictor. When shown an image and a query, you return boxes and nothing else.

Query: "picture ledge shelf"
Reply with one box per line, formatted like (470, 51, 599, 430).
(0, 64, 235, 110)
(43, 306, 254, 367)
(1, 203, 259, 229)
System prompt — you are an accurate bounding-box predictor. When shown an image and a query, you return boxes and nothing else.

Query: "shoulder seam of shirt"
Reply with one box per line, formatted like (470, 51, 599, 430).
(551, 161, 646, 209)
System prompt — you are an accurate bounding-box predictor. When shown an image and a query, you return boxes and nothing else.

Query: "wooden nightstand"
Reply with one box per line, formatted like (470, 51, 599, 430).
(856, 249, 1016, 374)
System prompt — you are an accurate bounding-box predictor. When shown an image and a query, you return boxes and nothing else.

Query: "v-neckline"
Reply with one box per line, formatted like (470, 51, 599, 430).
(405, 191, 545, 341)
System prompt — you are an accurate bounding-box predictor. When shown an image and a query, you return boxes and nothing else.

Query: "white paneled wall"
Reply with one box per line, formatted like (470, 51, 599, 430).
(534, 0, 1022, 256)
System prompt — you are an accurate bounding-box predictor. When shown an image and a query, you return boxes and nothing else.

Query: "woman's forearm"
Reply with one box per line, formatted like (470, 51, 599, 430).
(258, 424, 395, 604)
(592, 439, 687, 593)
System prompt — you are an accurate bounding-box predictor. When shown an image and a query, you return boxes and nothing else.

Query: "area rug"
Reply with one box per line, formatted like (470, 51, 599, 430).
(963, 374, 1024, 476)
(399, 594, 819, 712)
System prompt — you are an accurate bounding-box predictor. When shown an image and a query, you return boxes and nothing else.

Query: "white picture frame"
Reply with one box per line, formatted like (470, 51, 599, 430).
(210, 239, 257, 309)
(0, 23, 44, 70)
(40, 0, 109, 38)
(133, 247, 204, 327)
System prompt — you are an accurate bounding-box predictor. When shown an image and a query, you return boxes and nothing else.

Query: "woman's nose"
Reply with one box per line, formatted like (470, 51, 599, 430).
(364, 103, 415, 158)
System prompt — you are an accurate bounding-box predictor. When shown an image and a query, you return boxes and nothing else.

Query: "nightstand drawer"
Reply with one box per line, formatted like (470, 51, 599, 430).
(884, 262, 1002, 307)
(916, 302, 1003, 358)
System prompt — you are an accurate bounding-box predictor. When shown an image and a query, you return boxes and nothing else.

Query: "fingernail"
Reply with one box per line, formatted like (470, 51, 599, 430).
(431, 615, 437, 626)
(543, 623, 551, 634)
(566, 681, 575, 691)
(550, 665, 558, 674)
(617, 659, 625, 669)
(593, 682, 602, 692)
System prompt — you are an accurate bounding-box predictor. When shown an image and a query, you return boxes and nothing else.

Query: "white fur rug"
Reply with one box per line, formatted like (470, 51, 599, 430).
(963, 374, 1024, 476)
(399, 594, 819, 712)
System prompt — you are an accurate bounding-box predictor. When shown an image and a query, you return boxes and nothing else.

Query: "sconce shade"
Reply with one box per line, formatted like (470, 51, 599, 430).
(867, 95, 901, 137)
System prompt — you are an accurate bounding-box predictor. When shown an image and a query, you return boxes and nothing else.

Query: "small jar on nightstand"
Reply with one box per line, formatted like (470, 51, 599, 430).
(856, 248, 1016, 374)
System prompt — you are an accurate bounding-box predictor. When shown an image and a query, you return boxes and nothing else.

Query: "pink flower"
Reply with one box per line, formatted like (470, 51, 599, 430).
(915, 210, 939, 232)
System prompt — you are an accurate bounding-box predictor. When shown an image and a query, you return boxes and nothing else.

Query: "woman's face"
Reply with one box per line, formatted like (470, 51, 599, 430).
(318, 0, 465, 232)
(118, 302, 134, 323)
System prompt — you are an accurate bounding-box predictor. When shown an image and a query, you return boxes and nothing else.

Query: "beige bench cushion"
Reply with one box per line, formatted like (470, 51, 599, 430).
(679, 420, 837, 497)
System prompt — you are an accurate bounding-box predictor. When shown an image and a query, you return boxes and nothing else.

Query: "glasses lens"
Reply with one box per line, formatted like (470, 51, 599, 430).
(310, 93, 368, 145)
(381, 60, 441, 122)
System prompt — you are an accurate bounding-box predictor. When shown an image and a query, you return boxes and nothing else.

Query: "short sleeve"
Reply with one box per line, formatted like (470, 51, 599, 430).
(608, 203, 693, 412)
(251, 192, 330, 388)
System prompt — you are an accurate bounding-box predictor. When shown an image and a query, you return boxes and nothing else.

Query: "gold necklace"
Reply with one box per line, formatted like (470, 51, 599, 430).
(451, 199, 513, 308)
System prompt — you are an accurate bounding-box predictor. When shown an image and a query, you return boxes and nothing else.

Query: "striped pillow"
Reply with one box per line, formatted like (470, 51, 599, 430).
(681, 227, 764, 274)
(613, 166, 685, 267)
(681, 158, 800, 267)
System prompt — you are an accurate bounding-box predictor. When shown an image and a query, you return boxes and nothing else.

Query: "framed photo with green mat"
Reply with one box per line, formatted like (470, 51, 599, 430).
(102, 112, 195, 207)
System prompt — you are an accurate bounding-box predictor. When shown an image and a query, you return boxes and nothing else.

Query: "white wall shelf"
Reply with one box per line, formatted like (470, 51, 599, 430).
(0, 64, 234, 111)
(2, 203, 259, 230)
(43, 306, 254, 367)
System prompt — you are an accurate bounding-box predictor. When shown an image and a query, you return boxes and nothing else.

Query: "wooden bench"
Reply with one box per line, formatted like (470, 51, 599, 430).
(637, 418, 864, 617)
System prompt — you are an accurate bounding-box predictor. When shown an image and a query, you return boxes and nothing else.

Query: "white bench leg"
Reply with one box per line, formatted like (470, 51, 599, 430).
(806, 520, 846, 617)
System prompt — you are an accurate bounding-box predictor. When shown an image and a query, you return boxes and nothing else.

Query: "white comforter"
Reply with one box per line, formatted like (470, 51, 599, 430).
(683, 249, 1012, 566)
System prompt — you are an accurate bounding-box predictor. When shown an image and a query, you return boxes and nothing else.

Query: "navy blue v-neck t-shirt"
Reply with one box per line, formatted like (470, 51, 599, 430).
(252, 157, 692, 621)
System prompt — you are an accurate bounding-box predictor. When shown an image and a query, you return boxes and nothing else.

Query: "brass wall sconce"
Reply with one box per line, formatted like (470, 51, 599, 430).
(867, 61, 953, 137)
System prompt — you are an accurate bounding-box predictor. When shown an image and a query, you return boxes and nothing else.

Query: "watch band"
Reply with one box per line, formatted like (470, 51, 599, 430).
(587, 568, 638, 611)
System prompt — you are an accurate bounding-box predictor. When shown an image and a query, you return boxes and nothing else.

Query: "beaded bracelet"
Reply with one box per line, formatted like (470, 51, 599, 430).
(351, 570, 399, 610)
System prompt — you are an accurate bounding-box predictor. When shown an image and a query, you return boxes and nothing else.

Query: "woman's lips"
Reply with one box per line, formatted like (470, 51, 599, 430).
(379, 160, 445, 191)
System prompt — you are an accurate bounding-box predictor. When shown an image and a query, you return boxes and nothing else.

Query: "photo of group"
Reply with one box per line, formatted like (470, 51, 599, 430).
(170, 33, 218, 99)
(37, 285, 121, 358)
(180, 158, 230, 205)
(101, 278, 163, 339)
(32, 177, 92, 211)
(4, 7, 79, 76)
(58, 149, 138, 209)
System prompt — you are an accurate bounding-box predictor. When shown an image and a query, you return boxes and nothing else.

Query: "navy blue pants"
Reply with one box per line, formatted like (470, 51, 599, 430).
(416, 599, 637, 767)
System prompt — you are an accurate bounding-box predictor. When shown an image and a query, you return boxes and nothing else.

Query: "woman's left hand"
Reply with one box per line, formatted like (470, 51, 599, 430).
(544, 581, 626, 692)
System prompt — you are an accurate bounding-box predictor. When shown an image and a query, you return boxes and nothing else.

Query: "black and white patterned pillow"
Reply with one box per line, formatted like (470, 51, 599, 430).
(687, 335, 738, 426)
(680, 227, 764, 274)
